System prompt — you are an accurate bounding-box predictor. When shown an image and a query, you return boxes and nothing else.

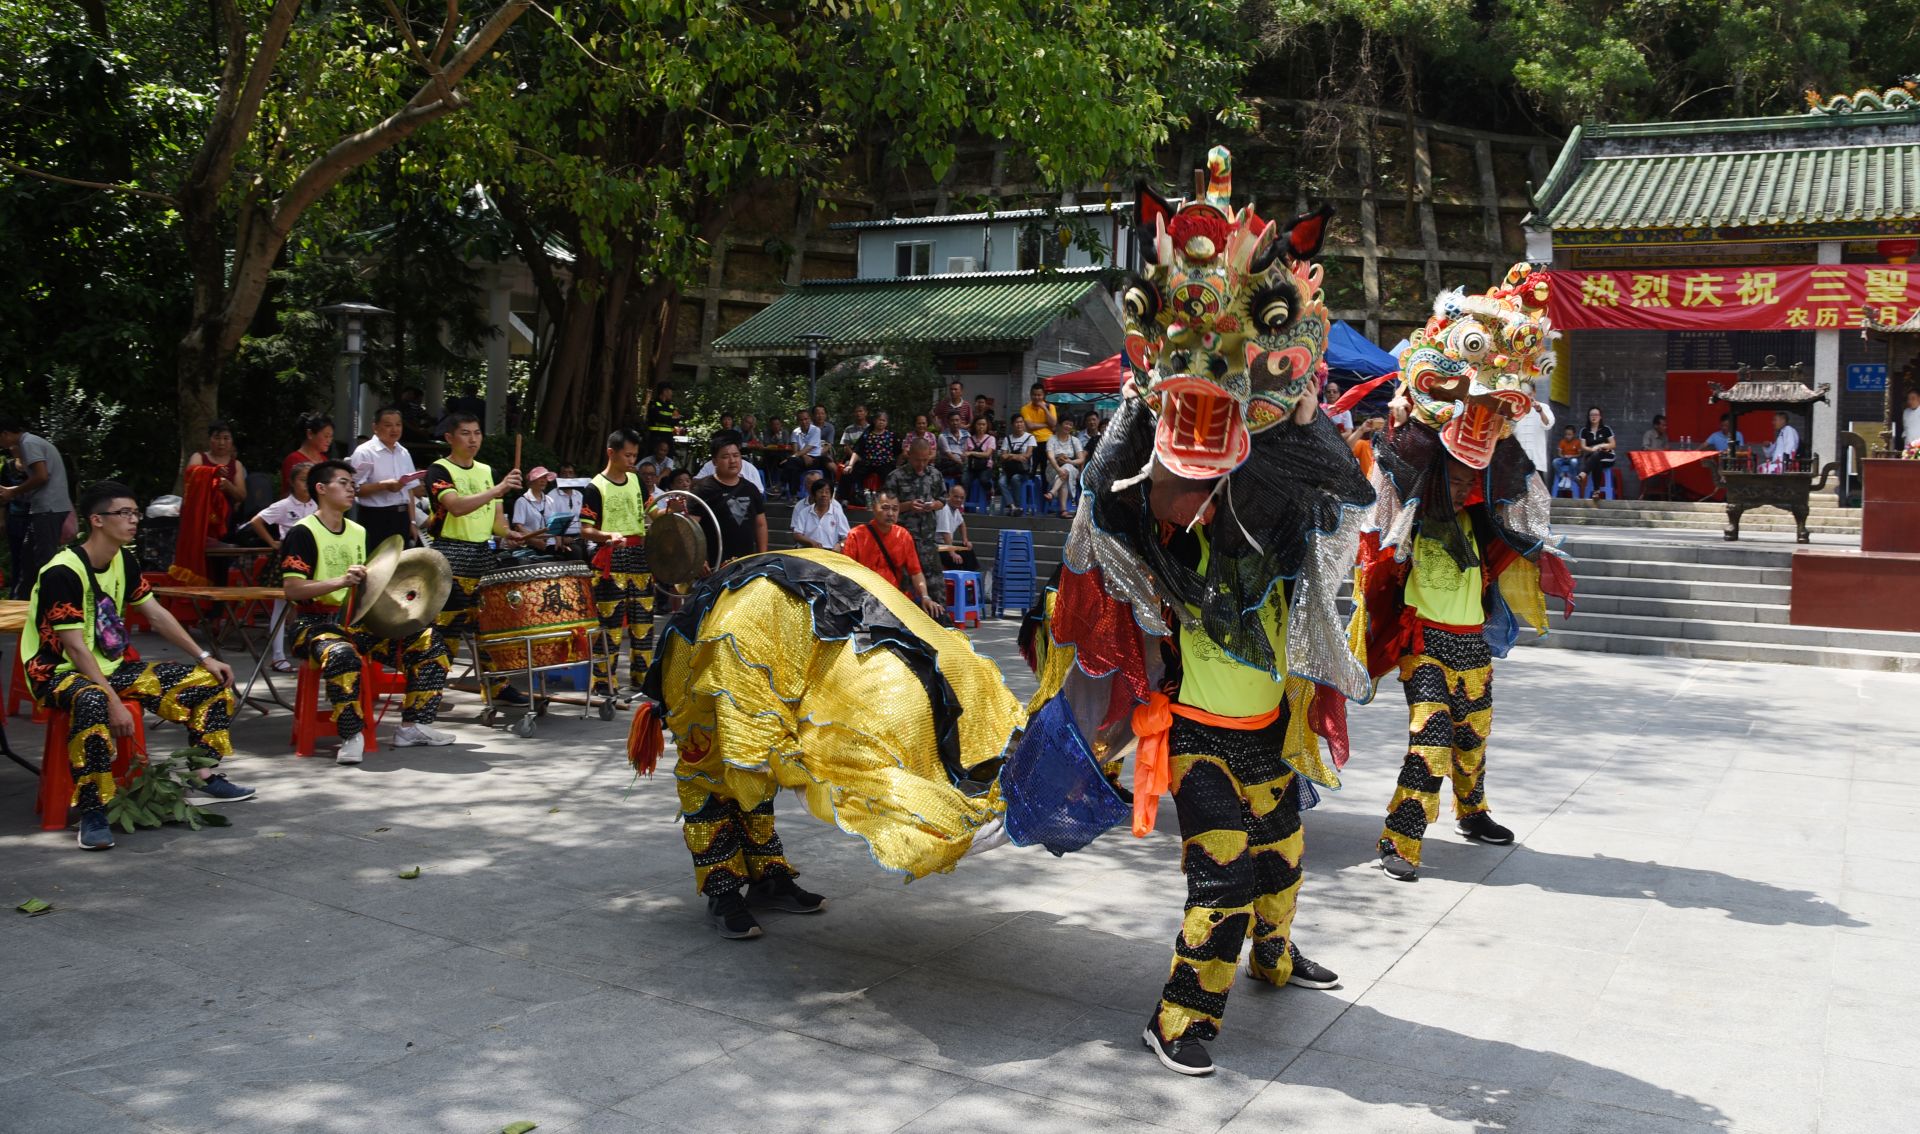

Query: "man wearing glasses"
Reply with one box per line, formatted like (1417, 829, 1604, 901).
(279, 460, 455, 764)
(20, 481, 253, 851)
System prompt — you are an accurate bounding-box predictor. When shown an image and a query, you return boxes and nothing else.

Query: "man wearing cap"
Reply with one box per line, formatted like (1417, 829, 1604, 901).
(280, 460, 454, 764)
(511, 466, 568, 553)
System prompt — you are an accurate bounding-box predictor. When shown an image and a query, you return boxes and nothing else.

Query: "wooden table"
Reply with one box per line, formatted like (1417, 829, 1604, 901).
(150, 585, 291, 712)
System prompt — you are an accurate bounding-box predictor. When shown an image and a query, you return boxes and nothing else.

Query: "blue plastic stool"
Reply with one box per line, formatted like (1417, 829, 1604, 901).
(965, 479, 990, 513)
(1017, 479, 1042, 515)
(991, 530, 1036, 620)
(1552, 470, 1579, 498)
(944, 571, 984, 628)
(536, 662, 591, 694)
(1583, 467, 1617, 500)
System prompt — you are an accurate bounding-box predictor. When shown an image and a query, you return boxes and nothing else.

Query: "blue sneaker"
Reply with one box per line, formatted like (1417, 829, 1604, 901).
(78, 811, 115, 850)
(190, 774, 257, 803)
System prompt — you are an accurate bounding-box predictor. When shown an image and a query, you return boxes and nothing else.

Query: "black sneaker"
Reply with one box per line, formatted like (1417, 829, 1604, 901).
(1458, 812, 1514, 845)
(77, 811, 115, 851)
(493, 686, 530, 706)
(707, 890, 763, 939)
(1142, 1024, 1214, 1076)
(1286, 942, 1341, 989)
(188, 774, 257, 803)
(1380, 846, 1419, 881)
(746, 875, 827, 914)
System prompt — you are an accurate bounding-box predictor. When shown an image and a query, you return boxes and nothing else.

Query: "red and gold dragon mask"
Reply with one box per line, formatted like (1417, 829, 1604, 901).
(1398, 263, 1555, 469)
(1122, 146, 1334, 482)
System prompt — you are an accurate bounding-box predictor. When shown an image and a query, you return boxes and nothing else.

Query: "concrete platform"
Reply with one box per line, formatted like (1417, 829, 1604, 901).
(1, 626, 1911, 1133)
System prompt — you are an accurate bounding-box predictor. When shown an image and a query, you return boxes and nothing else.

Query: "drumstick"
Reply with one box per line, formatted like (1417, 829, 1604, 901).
(513, 433, 523, 475)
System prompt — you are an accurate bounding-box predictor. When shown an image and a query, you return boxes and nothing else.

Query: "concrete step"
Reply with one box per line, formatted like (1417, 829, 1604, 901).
(1550, 511, 1860, 535)
(1519, 629, 1920, 673)
(1554, 535, 1795, 569)
(1568, 575, 1791, 608)
(1568, 557, 1792, 587)
(1550, 610, 1920, 654)
(1553, 497, 1858, 516)
(1571, 592, 1790, 625)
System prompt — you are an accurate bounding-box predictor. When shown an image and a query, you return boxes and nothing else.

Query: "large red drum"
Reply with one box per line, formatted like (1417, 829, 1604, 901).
(474, 562, 597, 672)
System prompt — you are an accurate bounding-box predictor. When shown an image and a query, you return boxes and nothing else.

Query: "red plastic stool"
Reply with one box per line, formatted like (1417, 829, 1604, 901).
(7, 649, 32, 719)
(38, 704, 147, 830)
(290, 658, 379, 757)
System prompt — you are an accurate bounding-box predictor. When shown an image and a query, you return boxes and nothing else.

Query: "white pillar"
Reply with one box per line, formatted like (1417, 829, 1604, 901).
(331, 352, 351, 451)
(1813, 241, 1842, 498)
(485, 282, 511, 435)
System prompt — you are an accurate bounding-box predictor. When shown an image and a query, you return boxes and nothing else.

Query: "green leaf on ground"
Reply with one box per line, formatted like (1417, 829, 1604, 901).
(16, 898, 51, 916)
(265, 832, 287, 839)
(502, 1123, 539, 1134)
(397, 867, 421, 879)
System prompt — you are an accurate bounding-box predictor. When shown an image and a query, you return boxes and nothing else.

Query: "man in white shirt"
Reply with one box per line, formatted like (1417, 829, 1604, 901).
(1900, 387, 1920, 452)
(790, 477, 850, 551)
(781, 414, 826, 499)
(249, 464, 318, 670)
(551, 464, 587, 543)
(1761, 412, 1801, 473)
(350, 407, 421, 548)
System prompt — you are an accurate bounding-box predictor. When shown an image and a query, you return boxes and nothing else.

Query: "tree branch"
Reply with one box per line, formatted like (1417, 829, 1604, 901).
(428, 0, 460, 65)
(0, 159, 178, 205)
(71, 0, 109, 37)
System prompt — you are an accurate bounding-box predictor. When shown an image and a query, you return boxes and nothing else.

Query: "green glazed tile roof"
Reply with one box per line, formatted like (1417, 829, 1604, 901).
(712, 269, 1104, 356)
(1545, 142, 1920, 232)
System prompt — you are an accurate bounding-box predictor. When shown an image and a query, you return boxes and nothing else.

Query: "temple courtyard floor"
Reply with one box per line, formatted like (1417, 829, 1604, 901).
(1, 623, 1911, 1134)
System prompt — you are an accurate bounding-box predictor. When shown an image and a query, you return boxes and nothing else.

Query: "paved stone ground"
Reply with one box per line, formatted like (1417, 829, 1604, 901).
(1, 622, 1911, 1134)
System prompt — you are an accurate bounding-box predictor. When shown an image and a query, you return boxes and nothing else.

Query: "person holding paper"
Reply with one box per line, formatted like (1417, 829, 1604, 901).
(350, 407, 423, 548)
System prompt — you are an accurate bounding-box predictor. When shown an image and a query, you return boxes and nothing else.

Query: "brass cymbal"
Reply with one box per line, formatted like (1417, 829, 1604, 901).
(351, 538, 454, 639)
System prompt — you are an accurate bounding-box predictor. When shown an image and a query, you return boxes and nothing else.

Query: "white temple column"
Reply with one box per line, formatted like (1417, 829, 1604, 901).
(1813, 241, 1842, 499)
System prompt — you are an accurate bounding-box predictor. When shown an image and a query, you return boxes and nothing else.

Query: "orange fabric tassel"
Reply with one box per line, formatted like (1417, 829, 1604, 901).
(1128, 692, 1278, 838)
(626, 699, 665, 776)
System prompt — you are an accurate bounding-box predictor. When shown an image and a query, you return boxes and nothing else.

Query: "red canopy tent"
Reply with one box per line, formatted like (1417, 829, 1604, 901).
(1045, 355, 1125, 395)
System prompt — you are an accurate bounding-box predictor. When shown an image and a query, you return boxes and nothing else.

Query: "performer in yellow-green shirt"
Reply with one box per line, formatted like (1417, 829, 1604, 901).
(427, 411, 525, 705)
(579, 428, 652, 693)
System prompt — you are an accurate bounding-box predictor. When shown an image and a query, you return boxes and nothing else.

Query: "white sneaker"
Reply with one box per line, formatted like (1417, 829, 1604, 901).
(393, 723, 454, 748)
(335, 732, 366, 765)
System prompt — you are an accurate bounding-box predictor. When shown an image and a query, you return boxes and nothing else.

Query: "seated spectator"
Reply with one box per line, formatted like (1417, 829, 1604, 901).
(840, 491, 943, 618)
(247, 461, 318, 673)
(936, 412, 969, 478)
(1703, 414, 1746, 453)
(398, 386, 435, 443)
(998, 416, 1037, 514)
(638, 459, 661, 503)
(1552, 426, 1583, 488)
(934, 484, 981, 573)
(1760, 411, 1801, 473)
(512, 466, 570, 554)
(1019, 382, 1058, 443)
(1046, 417, 1086, 514)
(695, 429, 767, 493)
(811, 405, 836, 449)
(739, 413, 760, 445)
(791, 476, 850, 551)
(551, 464, 586, 546)
(1900, 387, 1920, 451)
(961, 416, 997, 508)
(280, 411, 334, 493)
(187, 420, 249, 507)
(854, 410, 897, 496)
(717, 412, 737, 436)
(899, 413, 936, 461)
(781, 409, 828, 498)
(1641, 415, 1669, 451)
(973, 394, 994, 431)
(648, 437, 677, 473)
(1082, 409, 1105, 449)
(1578, 406, 1617, 491)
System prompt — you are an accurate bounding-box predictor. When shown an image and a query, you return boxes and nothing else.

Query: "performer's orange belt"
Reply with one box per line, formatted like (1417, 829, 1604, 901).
(1128, 691, 1279, 838)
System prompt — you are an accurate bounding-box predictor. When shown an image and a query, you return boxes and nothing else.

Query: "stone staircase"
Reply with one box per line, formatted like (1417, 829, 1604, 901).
(1549, 495, 1861, 537)
(1522, 530, 1920, 672)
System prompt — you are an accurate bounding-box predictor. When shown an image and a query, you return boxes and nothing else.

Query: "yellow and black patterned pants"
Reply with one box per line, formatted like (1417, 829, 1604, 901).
(431, 537, 509, 694)
(676, 771, 796, 898)
(1154, 712, 1303, 1045)
(37, 663, 237, 816)
(593, 544, 653, 690)
(1379, 624, 1493, 867)
(287, 614, 450, 739)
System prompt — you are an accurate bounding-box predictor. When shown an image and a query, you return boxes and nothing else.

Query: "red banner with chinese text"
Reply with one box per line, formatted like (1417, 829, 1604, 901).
(1545, 266, 1919, 331)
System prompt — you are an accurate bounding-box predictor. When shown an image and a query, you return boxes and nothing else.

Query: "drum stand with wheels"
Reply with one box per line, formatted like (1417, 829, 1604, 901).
(471, 628, 615, 737)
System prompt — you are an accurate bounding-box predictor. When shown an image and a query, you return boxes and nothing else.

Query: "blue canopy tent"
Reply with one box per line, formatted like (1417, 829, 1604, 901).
(1324, 321, 1399, 420)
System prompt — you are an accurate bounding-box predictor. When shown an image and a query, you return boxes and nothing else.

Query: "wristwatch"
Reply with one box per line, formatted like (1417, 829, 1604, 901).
(195, 649, 214, 662)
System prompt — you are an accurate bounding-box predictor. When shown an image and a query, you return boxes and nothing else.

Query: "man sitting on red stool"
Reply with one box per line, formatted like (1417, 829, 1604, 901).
(22, 480, 253, 851)
(279, 460, 454, 765)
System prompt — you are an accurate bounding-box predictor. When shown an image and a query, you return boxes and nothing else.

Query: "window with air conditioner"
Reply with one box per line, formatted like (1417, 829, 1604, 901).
(895, 242, 933, 277)
(945, 256, 979, 274)
(1017, 224, 1068, 270)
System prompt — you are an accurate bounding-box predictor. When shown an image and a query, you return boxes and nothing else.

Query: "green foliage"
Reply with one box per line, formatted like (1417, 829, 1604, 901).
(477, 432, 563, 475)
(104, 748, 232, 835)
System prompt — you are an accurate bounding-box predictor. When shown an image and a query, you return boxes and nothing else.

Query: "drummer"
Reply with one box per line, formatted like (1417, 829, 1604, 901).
(279, 460, 455, 763)
(579, 428, 652, 696)
(426, 411, 526, 706)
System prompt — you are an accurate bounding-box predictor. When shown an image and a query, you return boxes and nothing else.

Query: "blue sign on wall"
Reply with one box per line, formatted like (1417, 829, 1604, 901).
(1847, 363, 1888, 393)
